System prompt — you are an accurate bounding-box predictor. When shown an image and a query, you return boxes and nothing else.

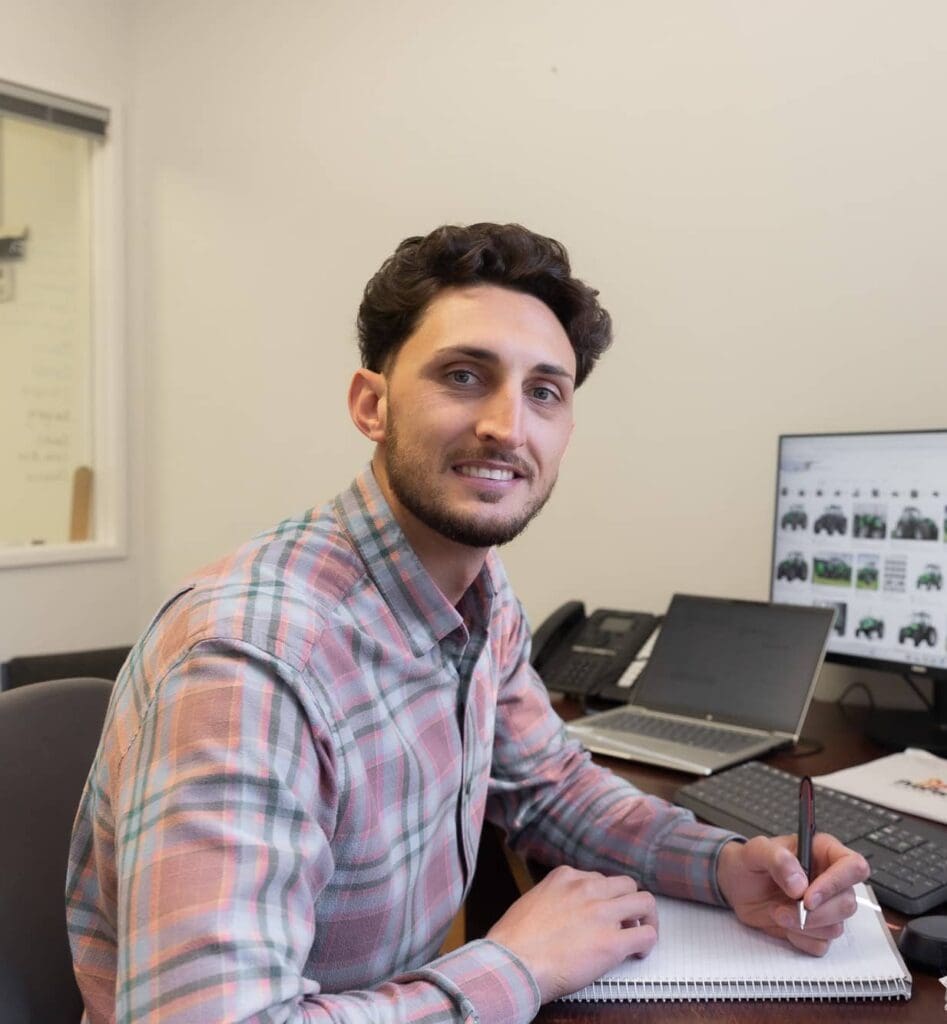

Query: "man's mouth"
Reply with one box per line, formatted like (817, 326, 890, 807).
(450, 451, 534, 485)
(456, 465, 517, 482)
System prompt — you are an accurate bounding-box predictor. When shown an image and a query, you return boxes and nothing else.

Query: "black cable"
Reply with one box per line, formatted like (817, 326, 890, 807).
(839, 675, 876, 733)
(900, 670, 934, 711)
(838, 673, 933, 723)
(837, 680, 875, 721)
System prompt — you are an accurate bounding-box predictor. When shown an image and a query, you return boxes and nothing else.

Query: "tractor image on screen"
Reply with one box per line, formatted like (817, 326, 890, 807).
(814, 505, 848, 536)
(898, 612, 938, 647)
(893, 506, 938, 540)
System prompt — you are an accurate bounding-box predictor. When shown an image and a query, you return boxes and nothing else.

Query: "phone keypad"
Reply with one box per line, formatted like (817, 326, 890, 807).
(544, 655, 605, 693)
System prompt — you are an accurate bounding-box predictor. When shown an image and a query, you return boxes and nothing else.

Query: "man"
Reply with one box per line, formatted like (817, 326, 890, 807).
(67, 223, 868, 1023)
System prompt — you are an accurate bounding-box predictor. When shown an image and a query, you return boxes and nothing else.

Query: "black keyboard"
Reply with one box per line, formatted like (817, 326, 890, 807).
(676, 760, 947, 916)
(598, 709, 754, 753)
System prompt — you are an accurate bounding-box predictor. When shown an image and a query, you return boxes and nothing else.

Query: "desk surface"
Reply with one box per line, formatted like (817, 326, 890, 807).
(534, 699, 944, 1022)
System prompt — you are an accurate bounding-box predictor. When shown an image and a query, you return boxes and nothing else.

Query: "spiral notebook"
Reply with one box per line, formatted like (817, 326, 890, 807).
(561, 884, 910, 1003)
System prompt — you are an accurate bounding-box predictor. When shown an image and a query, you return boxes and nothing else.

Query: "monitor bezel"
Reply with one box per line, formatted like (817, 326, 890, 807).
(769, 427, 947, 681)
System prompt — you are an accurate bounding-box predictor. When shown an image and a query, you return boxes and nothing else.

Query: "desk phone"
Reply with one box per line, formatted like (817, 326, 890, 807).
(530, 601, 659, 705)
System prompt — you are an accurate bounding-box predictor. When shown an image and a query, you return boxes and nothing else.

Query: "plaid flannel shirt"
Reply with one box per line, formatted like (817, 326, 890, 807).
(66, 467, 734, 1024)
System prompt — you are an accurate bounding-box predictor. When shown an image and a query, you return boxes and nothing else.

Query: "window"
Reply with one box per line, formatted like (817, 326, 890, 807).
(0, 79, 123, 566)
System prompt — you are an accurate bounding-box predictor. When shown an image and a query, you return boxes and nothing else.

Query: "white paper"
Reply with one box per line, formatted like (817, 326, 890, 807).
(566, 883, 906, 997)
(814, 747, 947, 826)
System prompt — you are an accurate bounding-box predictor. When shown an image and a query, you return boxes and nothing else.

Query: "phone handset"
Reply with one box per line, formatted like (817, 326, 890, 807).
(531, 600, 586, 672)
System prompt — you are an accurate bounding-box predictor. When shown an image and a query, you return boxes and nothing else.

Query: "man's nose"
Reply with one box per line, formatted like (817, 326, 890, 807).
(475, 388, 526, 449)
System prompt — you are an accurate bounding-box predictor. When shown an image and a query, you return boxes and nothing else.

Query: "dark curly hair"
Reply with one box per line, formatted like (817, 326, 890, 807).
(357, 223, 612, 388)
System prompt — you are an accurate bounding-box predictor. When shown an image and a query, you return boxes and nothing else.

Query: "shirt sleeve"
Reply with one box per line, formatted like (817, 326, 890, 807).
(486, 600, 741, 906)
(104, 640, 539, 1024)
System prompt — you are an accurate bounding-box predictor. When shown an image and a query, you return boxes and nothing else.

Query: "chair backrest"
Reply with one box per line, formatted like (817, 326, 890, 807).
(1, 646, 131, 691)
(0, 677, 114, 1024)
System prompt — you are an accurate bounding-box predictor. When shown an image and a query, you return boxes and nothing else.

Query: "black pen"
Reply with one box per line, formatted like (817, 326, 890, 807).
(797, 776, 815, 929)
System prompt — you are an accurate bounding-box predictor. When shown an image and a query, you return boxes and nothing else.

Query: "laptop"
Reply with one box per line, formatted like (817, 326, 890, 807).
(565, 594, 834, 775)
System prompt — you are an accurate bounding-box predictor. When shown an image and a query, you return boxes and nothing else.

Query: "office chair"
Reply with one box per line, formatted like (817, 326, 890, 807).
(0, 677, 114, 1024)
(0, 645, 131, 691)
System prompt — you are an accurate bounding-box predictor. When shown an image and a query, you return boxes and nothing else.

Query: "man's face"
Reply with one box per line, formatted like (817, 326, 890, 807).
(378, 284, 576, 548)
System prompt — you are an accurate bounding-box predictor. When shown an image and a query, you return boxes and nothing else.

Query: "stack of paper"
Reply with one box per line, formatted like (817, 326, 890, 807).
(814, 748, 947, 826)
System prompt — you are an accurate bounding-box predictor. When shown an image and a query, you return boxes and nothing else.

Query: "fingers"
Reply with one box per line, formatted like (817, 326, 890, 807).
(764, 906, 842, 961)
(740, 835, 809, 899)
(768, 878, 857, 955)
(798, 921, 845, 943)
(751, 832, 870, 906)
(725, 833, 868, 959)
(750, 910, 839, 952)
(576, 875, 658, 960)
(772, 903, 847, 939)
(785, 929, 833, 957)
(593, 872, 641, 899)
(755, 918, 836, 957)
(591, 886, 656, 929)
(484, 866, 660, 1002)
(557, 868, 653, 925)
(623, 921, 658, 959)
(805, 835, 870, 912)
(617, 887, 659, 959)
(803, 885, 859, 931)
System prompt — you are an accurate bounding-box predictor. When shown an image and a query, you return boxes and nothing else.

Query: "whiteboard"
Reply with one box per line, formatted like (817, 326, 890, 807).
(0, 116, 95, 547)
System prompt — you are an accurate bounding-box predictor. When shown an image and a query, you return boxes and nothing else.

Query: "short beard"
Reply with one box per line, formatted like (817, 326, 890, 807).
(384, 419, 556, 549)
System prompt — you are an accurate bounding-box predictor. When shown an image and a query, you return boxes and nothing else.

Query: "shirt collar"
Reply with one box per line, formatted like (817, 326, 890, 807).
(334, 466, 499, 657)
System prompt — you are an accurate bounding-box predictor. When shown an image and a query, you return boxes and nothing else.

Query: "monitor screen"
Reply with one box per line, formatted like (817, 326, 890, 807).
(770, 430, 947, 674)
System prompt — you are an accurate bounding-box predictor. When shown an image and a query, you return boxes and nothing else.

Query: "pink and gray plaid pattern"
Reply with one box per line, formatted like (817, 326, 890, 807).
(66, 468, 734, 1023)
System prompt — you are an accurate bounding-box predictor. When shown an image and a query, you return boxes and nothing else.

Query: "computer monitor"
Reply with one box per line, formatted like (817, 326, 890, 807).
(769, 429, 947, 754)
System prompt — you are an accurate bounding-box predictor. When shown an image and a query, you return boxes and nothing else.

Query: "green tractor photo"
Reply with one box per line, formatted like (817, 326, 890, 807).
(813, 505, 848, 536)
(853, 513, 886, 539)
(781, 505, 807, 531)
(898, 612, 938, 647)
(855, 617, 884, 640)
(892, 506, 938, 540)
(917, 564, 943, 590)
(776, 552, 808, 581)
(856, 564, 879, 589)
(813, 556, 852, 586)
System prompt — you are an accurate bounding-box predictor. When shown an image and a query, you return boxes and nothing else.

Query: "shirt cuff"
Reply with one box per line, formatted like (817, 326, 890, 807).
(648, 815, 745, 906)
(710, 834, 747, 908)
(414, 938, 541, 1024)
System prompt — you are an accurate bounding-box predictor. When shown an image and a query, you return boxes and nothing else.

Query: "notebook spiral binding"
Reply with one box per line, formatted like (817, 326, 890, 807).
(568, 975, 910, 1002)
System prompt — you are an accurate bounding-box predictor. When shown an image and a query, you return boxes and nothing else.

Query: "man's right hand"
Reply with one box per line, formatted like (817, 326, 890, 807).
(484, 865, 658, 1003)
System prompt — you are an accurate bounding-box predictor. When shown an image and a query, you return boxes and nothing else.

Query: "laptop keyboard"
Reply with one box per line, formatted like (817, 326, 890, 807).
(676, 760, 947, 915)
(596, 709, 757, 753)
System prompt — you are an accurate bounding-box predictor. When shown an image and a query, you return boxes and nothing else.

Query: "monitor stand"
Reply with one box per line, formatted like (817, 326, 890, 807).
(864, 673, 947, 756)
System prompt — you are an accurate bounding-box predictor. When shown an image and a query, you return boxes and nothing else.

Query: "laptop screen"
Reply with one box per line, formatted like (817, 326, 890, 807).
(631, 595, 834, 733)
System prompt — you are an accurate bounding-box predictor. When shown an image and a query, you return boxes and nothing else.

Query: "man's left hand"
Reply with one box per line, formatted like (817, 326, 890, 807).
(715, 833, 870, 956)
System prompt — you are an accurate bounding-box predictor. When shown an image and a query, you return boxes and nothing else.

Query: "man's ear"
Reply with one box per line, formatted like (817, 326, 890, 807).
(348, 369, 388, 443)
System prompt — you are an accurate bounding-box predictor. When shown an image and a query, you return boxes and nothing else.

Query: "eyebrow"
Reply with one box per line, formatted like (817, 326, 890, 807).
(435, 345, 576, 384)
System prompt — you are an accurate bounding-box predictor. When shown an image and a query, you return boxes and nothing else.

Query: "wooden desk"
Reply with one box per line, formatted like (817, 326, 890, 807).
(532, 698, 944, 1022)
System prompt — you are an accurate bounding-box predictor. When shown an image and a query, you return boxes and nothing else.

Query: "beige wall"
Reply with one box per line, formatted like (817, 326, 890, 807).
(6, 1, 947, 703)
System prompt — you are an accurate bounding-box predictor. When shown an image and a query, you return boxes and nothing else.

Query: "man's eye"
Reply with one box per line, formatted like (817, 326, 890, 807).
(531, 386, 559, 403)
(448, 369, 476, 385)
